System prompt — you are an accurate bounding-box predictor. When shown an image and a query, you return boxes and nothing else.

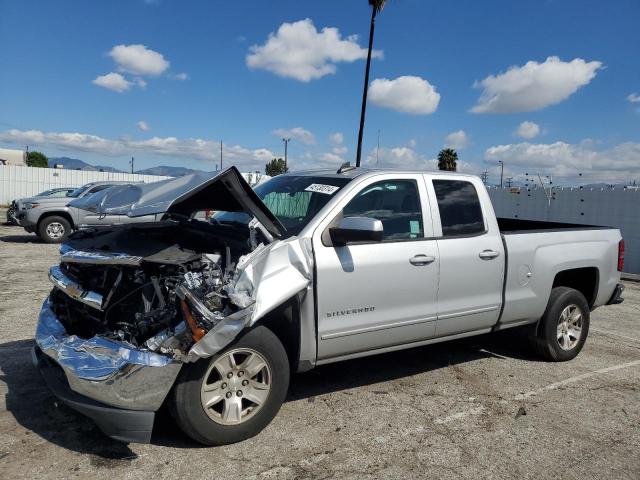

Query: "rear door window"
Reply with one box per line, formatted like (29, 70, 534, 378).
(433, 180, 485, 237)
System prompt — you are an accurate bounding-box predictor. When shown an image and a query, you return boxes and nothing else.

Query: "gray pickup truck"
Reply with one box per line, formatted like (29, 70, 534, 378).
(33, 166, 624, 445)
(15, 181, 156, 243)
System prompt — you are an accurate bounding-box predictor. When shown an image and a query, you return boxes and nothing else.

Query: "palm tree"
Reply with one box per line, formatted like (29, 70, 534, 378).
(355, 0, 387, 167)
(437, 148, 458, 172)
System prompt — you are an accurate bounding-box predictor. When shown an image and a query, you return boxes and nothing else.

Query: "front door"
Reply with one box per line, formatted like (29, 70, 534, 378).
(314, 175, 439, 360)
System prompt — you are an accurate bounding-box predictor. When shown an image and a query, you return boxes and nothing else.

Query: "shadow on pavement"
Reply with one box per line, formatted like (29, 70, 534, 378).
(1, 331, 539, 451)
(0, 233, 42, 244)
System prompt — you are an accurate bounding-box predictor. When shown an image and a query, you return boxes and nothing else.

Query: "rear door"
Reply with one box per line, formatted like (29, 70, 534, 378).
(314, 174, 439, 360)
(427, 176, 505, 336)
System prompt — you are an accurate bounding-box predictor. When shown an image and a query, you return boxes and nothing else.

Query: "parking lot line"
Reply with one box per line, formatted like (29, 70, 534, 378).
(514, 359, 640, 400)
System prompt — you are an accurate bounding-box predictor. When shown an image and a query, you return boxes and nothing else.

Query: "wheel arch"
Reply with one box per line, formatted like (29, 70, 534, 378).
(551, 266, 599, 309)
(253, 296, 301, 374)
(37, 210, 74, 231)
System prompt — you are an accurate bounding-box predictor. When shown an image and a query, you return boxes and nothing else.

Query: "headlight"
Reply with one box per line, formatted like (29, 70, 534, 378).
(24, 202, 40, 209)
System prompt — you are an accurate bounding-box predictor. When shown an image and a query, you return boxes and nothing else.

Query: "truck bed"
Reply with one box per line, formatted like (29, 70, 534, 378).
(496, 218, 621, 330)
(497, 217, 612, 234)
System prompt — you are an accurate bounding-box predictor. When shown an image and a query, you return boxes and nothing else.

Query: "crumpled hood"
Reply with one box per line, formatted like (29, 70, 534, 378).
(68, 166, 285, 238)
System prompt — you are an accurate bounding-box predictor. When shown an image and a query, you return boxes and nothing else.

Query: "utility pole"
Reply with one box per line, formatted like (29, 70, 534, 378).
(498, 160, 504, 188)
(355, 4, 380, 168)
(25, 145, 29, 164)
(282, 138, 290, 172)
(480, 170, 488, 185)
(130, 156, 134, 174)
(220, 140, 223, 171)
(506, 177, 513, 188)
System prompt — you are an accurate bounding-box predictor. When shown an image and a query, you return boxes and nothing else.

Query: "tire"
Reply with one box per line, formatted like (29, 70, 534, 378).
(170, 326, 290, 446)
(37, 216, 71, 243)
(529, 287, 590, 361)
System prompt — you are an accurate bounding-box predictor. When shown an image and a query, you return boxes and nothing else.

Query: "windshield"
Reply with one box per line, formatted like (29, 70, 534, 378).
(212, 175, 351, 237)
(66, 185, 92, 198)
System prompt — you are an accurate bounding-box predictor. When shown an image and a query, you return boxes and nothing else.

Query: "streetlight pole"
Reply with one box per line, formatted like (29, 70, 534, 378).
(498, 160, 504, 188)
(130, 156, 134, 174)
(282, 138, 290, 172)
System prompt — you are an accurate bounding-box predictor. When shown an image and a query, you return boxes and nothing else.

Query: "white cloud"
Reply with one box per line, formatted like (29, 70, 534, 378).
(364, 146, 435, 170)
(627, 93, 640, 103)
(444, 130, 469, 149)
(0, 128, 274, 171)
(174, 72, 189, 81)
(472, 57, 603, 113)
(332, 146, 348, 155)
(407, 139, 416, 148)
(92, 72, 132, 92)
(272, 127, 316, 145)
(319, 152, 345, 164)
(484, 141, 640, 183)
(329, 132, 343, 145)
(134, 77, 147, 89)
(246, 18, 382, 82)
(515, 121, 541, 139)
(328, 131, 347, 154)
(137, 121, 150, 131)
(369, 76, 440, 115)
(109, 44, 170, 76)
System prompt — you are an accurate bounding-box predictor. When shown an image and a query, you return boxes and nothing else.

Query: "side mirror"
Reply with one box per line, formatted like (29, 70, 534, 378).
(329, 216, 383, 246)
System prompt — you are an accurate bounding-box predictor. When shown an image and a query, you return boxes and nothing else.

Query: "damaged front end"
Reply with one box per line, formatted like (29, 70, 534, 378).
(33, 168, 313, 443)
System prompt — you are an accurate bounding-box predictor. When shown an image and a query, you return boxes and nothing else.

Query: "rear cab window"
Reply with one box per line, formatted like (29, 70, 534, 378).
(432, 179, 485, 237)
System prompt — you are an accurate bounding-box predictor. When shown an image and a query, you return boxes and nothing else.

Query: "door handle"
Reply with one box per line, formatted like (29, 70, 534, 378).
(479, 250, 500, 260)
(409, 254, 436, 266)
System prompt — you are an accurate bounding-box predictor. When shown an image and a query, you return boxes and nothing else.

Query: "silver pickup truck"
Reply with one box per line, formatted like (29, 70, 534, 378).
(33, 166, 625, 445)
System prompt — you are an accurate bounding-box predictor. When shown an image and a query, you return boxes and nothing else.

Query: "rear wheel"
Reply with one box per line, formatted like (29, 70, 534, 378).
(170, 326, 290, 446)
(530, 287, 590, 361)
(38, 216, 71, 243)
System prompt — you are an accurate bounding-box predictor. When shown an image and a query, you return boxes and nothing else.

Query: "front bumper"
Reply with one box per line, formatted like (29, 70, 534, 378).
(34, 298, 182, 441)
(33, 346, 156, 443)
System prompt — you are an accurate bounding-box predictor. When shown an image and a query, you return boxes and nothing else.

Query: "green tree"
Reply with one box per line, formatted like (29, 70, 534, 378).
(265, 158, 288, 176)
(437, 148, 458, 172)
(26, 151, 49, 168)
(355, 0, 388, 167)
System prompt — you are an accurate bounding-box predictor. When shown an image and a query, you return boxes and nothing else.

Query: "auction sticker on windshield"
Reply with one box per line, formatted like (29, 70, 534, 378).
(305, 184, 340, 195)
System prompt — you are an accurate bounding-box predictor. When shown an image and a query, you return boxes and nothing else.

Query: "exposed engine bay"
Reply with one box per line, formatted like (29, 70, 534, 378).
(49, 219, 269, 360)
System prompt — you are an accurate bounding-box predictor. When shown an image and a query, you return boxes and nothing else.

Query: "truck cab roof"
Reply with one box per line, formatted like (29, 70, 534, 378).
(285, 167, 476, 181)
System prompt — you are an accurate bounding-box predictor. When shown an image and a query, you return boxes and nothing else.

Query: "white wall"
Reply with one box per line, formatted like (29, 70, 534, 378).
(0, 165, 171, 204)
(0, 165, 270, 204)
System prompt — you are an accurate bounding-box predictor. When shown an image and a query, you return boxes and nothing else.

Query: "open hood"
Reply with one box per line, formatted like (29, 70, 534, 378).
(68, 166, 285, 238)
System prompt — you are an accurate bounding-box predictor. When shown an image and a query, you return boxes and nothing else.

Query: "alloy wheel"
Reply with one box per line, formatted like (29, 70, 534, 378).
(200, 348, 272, 425)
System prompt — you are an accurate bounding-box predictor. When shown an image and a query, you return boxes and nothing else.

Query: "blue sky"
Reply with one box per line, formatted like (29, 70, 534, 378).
(1, 0, 639, 184)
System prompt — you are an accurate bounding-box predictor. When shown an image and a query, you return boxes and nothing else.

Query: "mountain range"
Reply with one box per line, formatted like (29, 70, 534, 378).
(48, 157, 208, 177)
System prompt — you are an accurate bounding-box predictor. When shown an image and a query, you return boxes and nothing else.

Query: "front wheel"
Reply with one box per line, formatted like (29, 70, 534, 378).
(38, 215, 71, 243)
(530, 286, 590, 361)
(169, 326, 290, 446)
